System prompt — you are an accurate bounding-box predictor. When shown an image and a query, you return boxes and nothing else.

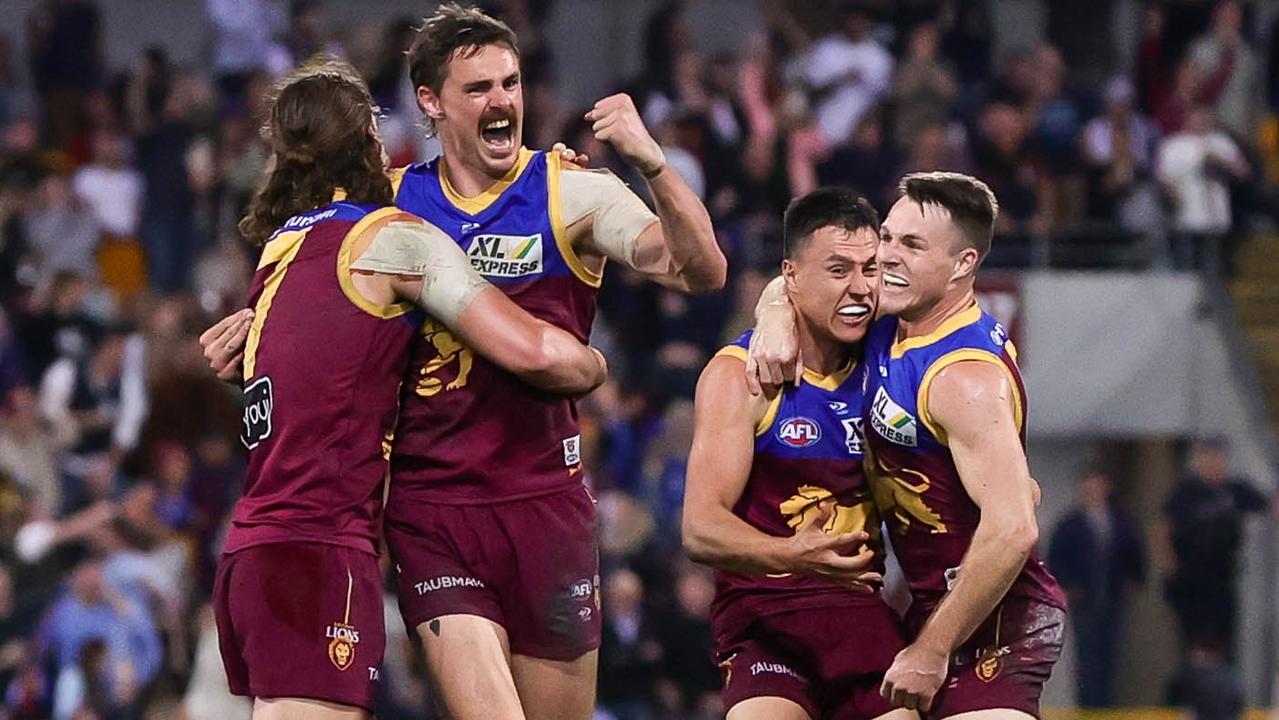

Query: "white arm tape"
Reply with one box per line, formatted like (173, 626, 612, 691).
(559, 169, 658, 267)
(349, 219, 490, 325)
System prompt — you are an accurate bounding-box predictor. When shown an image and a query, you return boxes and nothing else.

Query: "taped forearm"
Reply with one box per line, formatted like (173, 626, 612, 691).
(349, 219, 489, 325)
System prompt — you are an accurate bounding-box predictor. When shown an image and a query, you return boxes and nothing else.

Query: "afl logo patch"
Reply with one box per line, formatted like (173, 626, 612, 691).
(777, 417, 821, 447)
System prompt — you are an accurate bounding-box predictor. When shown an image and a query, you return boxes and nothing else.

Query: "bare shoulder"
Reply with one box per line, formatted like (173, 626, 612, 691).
(927, 360, 1019, 432)
(697, 354, 773, 424)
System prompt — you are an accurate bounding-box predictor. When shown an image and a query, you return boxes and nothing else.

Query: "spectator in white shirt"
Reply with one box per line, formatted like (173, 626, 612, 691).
(1156, 105, 1250, 271)
(801, 6, 894, 146)
(71, 133, 143, 240)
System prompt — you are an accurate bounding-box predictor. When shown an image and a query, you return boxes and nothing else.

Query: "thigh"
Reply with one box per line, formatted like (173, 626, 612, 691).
(935, 711, 1036, 720)
(928, 602, 1064, 720)
(510, 649, 598, 720)
(220, 544, 386, 712)
(501, 486, 602, 660)
(253, 697, 370, 720)
(415, 613, 524, 720)
(386, 508, 505, 635)
(717, 635, 820, 720)
(726, 696, 813, 720)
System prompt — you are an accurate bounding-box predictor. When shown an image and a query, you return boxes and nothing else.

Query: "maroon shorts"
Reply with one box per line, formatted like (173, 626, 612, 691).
(212, 542, 386, 711)
(714, 598, 906, 720)
(906, 598, 1065, 719)
(385, 483, 600, 660)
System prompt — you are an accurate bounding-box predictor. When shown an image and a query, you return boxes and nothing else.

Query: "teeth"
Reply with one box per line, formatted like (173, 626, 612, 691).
(884, 272, 909, 287)
(837, 305, 870, 317)
(484, 119, 511, 130)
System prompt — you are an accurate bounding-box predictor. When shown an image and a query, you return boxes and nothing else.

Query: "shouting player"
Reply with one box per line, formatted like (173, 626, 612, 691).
(211, 60, 606, 720)
(751, 173, 1066, 719)
(683, 188, 914, 720)
(205, 5, 725, 719)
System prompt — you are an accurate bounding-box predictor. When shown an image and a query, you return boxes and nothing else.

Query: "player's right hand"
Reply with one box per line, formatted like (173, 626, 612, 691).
(746, 305, 801, 395)
(199, 309, 252, 382)
(785, 500, 882, 592)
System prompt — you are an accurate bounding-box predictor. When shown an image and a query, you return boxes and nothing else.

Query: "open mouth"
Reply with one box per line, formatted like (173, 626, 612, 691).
(837, 303, 872, 319)
(883, 272, 909, 288)
(480, 117, 515, 152)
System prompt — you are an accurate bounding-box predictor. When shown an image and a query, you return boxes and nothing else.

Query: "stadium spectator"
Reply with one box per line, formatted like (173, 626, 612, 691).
(1049, 466, 1148, 708)
(1156, 105, 1250, 271)
(654, 564, 720, 719)
(23, 174, 99, 280)
(26, 0, 104, 151)
(799, 3, 894, 146)
(204, 0, 283, 110)
(0, 385, 72, 517)
(1186, 0, 1260, 140)
(889, 21, 959, 154)
(37, 325, 147, 476)
(599, 569, 662, 720)
(1162, 439, 1274, 660)
(40, 560, 162, 718)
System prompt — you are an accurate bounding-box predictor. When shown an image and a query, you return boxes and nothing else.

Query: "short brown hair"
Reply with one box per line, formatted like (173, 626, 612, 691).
(407, 3, 519, 131)
(898, 171, 999, 261)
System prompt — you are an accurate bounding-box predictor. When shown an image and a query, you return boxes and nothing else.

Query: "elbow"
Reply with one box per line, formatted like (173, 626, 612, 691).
(685, 253, 729, 294)
(1000, 518, 1039, 556)
(680, 515, 712, 564)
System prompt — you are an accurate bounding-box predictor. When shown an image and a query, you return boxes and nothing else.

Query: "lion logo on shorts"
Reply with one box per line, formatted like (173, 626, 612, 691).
(976, 651, 1001, 682)
(326, 621, 360, 671)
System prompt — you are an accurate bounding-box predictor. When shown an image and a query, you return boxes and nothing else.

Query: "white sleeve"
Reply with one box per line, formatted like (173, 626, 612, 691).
(559, 169, 658, 268)
(111, 335, 148, 452)
(348, 219, 491, 325)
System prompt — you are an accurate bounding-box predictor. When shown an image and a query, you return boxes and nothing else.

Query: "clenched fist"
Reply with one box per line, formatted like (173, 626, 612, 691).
(584, 93, 665, 178)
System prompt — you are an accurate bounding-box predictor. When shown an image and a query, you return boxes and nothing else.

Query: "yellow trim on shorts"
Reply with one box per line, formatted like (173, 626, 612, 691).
(337, 207, 417, 320)
(916, 349, 1025, 446)
(548, 152, 605, 288)
(438, 147, 534, 215)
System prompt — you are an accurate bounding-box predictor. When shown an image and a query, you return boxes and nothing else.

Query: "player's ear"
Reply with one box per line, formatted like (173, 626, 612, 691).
(949, 246, 979, 283)
(781, 259, 799, 292)
(417, 86, 444, 123)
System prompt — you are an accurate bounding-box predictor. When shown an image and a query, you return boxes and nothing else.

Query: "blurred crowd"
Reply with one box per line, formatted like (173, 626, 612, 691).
(0, 0, 1276, 718)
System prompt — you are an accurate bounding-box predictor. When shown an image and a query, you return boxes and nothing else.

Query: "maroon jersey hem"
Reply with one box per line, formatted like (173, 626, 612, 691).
(388, 477, 586, 507)
(223, 529, 378, 557)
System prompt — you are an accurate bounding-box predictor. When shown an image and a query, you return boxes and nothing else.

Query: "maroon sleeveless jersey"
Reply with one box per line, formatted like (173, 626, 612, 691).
(226, 202, 421, 556)
(710, 334, 886, 640)
(386, 150, 600, 505)
(861, 306, 1065, 610)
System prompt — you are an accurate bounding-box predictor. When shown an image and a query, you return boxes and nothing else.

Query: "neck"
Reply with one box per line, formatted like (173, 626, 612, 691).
(795, 317, 851, 377)
(439, 136, 513, 198)
(897, 286, 975, 340)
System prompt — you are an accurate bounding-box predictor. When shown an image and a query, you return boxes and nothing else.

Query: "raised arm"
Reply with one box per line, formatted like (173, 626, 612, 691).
(682, 355, 877, 589)
(881, 360, 1037, 712)
(574, 93, 726, 293)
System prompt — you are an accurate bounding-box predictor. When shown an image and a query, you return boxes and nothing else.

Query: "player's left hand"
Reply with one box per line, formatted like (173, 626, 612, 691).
(585, 94, 665, 177)
(881, 642, 949, 712)
(551, 142, 590, 169)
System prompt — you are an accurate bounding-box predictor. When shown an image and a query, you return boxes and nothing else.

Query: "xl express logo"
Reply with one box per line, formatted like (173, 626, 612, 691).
(467, 233, 544, 278)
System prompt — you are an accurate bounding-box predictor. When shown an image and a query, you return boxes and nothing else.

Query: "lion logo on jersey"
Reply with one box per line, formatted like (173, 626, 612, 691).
(416, 319, 474, 397)
(779, 485, 879, 539)
(866, 444, 948, 534)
